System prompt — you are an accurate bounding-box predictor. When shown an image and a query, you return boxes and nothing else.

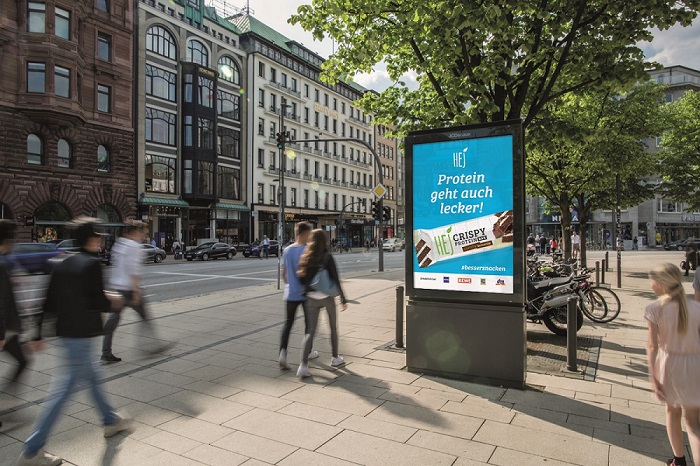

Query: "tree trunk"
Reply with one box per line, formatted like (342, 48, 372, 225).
(577, 195, 590, 268)
(559, 199, 573, 261)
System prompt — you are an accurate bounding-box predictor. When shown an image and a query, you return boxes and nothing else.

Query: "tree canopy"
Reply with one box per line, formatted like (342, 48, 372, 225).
(291, 0, 698, 133)
(526, 83, 668, 261)
(658, 91, 700, 210)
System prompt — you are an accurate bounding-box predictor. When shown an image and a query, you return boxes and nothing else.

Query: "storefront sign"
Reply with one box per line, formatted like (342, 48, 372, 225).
(682, 214, 700, 222)
(411, 133, 515, 294)
(312, 103, 339, 119)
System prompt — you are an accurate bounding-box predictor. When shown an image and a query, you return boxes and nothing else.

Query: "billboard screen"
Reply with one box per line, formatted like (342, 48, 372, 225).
(405, 121, 525, 303)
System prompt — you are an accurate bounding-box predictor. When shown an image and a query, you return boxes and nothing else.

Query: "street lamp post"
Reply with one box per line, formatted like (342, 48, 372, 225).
(276, 103, 291, 290)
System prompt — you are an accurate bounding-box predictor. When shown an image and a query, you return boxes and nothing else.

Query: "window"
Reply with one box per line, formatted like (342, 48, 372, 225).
(197, 118, 214, 150)
(659, 199, 680, 213)
(145, 65, 176, 101)
(198, 161, 213, 195)
(304, 189, 309, 208)
(146, 25, 176, 60)
(55, 7, 70, 40)
(184, 74, 192, 103)
(27, 2, 45, 33)
(314, 89, 319, 102)
(187, 40, 208, 66)
(324, 93, 328, 106)
(145, 108, 176, 145)
(217, 90, 239, 120)
(27, 62, 45, 93)
(97, 84, 111, 112)
(184, 116, 192, 146)
(270, 68, 276, 83)
(269, 121, 276, 139)
(27, 134, 43, 165)
(97, 145, 110, 172)
(304, 107, 309, 124)
(281, 73, 287, 87)
(53, 65, 70, 98)
(258, 118, 264, 136)
(218, 56, 240, 84)
(217, 127, 240, 159)
(183, 160, 193, 194)
(188, 0, 199, 8)
(258, 89, 265, 107)
(304, 84, 309, 97)
(198, 76, 213, 108)
(290, 188, 297, 207)
(97, 32, 111, 61)
(333, 98, 337, 110)
(145, 155, 176, 193)
(218, 166, 240, 200)
(258, 149, 265, 167)
(291, 78, 297, 92)
(97, 0, 110, 12)
(258, 183, 264, 203)
(57, 139, 71, 168)
(258, 62, 265, 77)
(270, 185, 276, 205)
(270, 151, 276, 170)
(270, 93, 277, 112)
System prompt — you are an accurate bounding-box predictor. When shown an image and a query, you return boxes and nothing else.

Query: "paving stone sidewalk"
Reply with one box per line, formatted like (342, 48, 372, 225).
(0, 252, 694, 465)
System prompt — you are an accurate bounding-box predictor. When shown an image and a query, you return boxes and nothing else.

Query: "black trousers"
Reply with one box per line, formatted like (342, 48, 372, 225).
(3, 334, 28, 382)
(280, 300, 308, 352)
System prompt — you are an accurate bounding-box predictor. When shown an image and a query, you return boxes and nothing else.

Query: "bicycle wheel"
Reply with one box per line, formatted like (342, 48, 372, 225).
(589, 286, 621, 323)
(579, 289, 609, 322)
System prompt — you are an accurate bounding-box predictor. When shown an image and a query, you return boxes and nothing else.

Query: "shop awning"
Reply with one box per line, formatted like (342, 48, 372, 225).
(139, 197, 190, 207)
(215, 203, 250, 211)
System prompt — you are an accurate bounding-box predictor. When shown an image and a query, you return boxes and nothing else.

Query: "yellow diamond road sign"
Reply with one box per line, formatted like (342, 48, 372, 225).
(372, 183, 387, 199)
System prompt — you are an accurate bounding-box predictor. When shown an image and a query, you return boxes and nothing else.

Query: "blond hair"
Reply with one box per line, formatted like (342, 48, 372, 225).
(649, 263, 688, 333)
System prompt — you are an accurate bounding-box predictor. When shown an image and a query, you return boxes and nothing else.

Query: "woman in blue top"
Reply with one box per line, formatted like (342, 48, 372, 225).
(296, 229, 348, 378)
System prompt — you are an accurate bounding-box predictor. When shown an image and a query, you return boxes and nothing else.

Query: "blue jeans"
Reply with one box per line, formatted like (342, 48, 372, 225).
(25, 338, 117, 455)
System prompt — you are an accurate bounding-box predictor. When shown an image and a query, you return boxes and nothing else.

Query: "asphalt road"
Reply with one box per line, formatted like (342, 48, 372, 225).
(125, 249, 407, 302)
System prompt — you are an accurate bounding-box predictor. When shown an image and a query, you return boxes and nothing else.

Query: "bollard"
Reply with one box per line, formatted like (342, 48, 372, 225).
(567, 296, 579, 372)
(395, 285, 405, 348)
(605, 251, 610, 271)
(595, 261, 600, 286)
(601, 259, 606, 284)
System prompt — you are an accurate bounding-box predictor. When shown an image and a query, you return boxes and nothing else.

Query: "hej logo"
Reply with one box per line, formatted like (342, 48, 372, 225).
(433, 226, 454, 256)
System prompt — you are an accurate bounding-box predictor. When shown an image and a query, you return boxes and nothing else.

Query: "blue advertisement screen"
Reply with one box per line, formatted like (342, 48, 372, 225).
(412, 135, 514, 293)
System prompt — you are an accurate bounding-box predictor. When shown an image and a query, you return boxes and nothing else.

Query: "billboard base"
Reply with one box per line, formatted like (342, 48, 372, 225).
(406, 299, 526, 389)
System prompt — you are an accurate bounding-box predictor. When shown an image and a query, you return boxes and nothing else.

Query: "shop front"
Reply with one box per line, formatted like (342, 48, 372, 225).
(214, 203, 250, 247)
(138, 196, 190, 251)
(657, 214, 700, 245)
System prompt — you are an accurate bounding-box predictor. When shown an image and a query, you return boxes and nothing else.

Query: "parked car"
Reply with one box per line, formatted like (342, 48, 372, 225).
(664, 238, 700, 251)
(382, 238, 405, 252)
(142, 244, 167, 263)
(184, 242, 237, 261)
(243, 240, 280, 257)
(47, 238, 81, 252)
(8, 242, 62, 274)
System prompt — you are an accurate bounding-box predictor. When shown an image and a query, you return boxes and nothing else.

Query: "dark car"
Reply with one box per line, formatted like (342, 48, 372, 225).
(664, 238, 700, 251)
(243, 240, 280, 258)
(8, 242, 62, 274)
(142, 244, 167, 263)
(184, 242, 237, 261)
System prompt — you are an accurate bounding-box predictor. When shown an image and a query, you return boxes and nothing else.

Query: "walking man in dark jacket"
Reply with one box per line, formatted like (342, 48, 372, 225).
(17, 218, 131, 466)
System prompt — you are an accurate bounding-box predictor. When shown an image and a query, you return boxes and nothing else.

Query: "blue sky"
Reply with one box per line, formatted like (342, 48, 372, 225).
(236, 0, 700, 92)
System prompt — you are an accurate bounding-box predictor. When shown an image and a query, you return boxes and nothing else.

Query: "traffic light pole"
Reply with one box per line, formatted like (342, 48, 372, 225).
(290, 137, 384, 272)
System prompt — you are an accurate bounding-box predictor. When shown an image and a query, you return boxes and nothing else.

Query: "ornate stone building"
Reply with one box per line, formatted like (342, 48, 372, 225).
(0, 0, 135, 241)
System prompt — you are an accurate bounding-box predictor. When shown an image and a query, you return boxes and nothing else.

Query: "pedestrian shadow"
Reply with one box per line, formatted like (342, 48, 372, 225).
(101, 433, 127, 466)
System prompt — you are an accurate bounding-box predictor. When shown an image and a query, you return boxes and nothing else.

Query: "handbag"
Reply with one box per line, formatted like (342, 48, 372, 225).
(310, 267, 340, 297)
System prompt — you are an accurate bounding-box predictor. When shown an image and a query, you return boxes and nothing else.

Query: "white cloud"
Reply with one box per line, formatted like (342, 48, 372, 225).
(640, 20, 700, 70)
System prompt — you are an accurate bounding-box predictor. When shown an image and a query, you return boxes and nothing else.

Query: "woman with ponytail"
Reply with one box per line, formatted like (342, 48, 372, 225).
(646, 263, 700, 466)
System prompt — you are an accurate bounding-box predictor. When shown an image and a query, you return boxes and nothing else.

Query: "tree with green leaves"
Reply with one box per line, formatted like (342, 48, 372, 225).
(658, 91, 700, 210)
(526, 83, 668, 265)
(291, 0, 697, 134)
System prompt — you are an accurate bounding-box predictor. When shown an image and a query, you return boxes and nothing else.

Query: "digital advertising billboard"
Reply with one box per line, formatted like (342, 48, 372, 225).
(405, 120, 525, 304)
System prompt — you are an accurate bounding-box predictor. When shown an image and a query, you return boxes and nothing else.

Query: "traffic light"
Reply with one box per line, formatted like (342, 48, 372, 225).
(275, 132, 284, 150)
(382, 206, 391, 221)
(371, 201, 380, 220)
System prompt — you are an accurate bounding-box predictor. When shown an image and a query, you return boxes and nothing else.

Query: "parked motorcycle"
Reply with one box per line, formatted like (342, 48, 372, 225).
(527, 275, 584, 336)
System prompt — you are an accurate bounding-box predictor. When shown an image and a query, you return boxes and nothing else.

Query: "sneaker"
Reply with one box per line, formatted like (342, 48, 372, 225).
(16, 448, 62, 466)
(331, 356, 345, 367)
(297, 363, 311, 378)
(308, 350, 319, 360)
(100, 354, 121, 364)
(279, 349, 290, 370)
(104, 413, 133, 438)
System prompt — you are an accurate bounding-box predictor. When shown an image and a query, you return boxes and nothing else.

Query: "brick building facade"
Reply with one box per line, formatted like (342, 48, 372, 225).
(0, 0, 136, 241)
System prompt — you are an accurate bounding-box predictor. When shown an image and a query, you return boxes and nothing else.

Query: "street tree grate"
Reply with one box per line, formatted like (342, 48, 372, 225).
(526, 329, 601, 381)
